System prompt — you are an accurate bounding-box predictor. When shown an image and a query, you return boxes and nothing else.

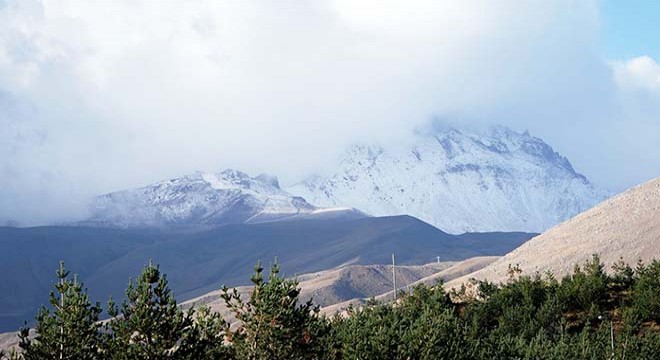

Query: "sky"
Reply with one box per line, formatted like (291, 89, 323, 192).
(601, 0, 660, 60)
(1, 0, 659, 225)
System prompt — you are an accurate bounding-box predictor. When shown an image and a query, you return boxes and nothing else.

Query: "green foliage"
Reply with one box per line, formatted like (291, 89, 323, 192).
(557, 254, 609, 321)
(221, 260, 329, 360)
(611, 257, 635, 290)
(333, 255, 660, 359)
(102, 261, 231, 359)
(632, 260, 660, 323)
(182, 305, 234, 359)
(8, 255, 660, 359)
(102, 261, 192, 359)
(465, 274, 562, 342)
(18, 261, 102, 360)
(333, 284, 468, 359)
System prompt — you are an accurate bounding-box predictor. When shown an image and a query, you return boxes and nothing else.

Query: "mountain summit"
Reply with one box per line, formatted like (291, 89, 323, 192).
(85, 169, 362, 227)
(287, 125, 608, 233)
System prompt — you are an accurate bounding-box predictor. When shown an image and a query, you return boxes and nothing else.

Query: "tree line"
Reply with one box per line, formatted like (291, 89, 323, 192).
(2, 254, 660, 359)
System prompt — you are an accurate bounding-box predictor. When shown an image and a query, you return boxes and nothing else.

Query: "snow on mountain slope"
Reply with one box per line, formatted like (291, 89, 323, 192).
(86, 169, 362, 227)
(286, 125, 608, 234)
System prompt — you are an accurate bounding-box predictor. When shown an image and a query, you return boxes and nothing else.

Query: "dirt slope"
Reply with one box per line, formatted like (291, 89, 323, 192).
(320, 256, 499, 315)
(446, 177, 660, 288)
(181, 262, 454, 316)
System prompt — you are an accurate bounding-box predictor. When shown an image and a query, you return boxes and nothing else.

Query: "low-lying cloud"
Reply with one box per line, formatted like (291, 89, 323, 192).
(1, 0, 659, 225)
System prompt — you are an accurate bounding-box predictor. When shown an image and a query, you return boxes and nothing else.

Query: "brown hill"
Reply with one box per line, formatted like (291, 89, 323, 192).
(445, 177, 660, 288)
(318, 256, 499, 316)
(181, 262, 455, 319)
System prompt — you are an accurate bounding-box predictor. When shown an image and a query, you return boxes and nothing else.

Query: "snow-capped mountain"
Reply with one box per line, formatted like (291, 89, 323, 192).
(85, 169, 363, 228)
(286, 125, 609, 234)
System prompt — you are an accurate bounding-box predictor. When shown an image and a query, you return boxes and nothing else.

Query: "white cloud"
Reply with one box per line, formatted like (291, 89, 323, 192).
(613, 56, 660, 91)
(0, 0, 659, 225)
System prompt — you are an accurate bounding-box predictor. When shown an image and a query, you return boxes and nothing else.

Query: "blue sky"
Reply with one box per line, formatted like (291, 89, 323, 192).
(602, 0, 660, 60)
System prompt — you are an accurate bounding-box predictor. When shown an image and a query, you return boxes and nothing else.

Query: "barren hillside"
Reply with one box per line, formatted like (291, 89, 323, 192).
(319, 256, 499, 316)
(181, 262, 454, 317)
(446, 177, 660, 288)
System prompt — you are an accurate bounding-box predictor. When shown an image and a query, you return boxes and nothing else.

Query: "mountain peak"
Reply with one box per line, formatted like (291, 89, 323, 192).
(255, 173, 280, 189)
(84, 170, 363, 228)
(287, 125, 608, 233)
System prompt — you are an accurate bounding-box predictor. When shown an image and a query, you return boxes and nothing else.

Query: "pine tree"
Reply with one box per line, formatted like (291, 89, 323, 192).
(18, 261, 102, 360)
(102, 261, 194, 359)
(180, 305, 234, 359)
(222, 260, 329, 360)
(632, 260, 660, 322)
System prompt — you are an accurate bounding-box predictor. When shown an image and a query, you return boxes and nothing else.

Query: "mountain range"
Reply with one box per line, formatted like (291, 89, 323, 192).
(84, 126, 606, 234)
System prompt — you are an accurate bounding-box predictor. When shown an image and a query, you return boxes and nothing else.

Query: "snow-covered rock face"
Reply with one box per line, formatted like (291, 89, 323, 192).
(286, 126, 609, 234)
(87, 169, 359, 227)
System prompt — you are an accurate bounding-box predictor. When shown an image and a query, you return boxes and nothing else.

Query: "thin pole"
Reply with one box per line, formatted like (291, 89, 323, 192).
(392, 253, 397, 301)
(59, 262, 64, 360)
(610, 320, 614, 358)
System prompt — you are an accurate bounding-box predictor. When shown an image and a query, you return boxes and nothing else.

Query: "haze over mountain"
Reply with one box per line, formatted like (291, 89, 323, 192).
(2, 1, 660, 228)
(82, 125, 607, 234)
(288, 126, 608, 233)
(445, 177, 660, 288)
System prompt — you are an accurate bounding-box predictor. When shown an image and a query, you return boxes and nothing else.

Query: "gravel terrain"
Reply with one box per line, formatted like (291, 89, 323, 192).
(446, 177, 660, 288)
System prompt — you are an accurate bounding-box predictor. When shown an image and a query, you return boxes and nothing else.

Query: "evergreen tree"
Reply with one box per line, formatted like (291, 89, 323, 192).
(102, 261, 195, 359)
(181, 305, 234, 359)
(611, 257, 635, 291)
(9, 253, 660, 359)
(18, 261, 102, 360)
(222, 260, 329, 360)
(558, 254, 609, 321)
(632, 260, 660, 322)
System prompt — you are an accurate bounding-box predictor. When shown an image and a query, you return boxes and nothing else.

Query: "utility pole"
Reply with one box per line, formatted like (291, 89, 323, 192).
(59, 261, 65, 360)
(392, 253, 397, 301)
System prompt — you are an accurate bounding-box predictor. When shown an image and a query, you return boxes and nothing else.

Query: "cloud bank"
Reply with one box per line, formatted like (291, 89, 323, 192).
(0, 0, 659, 225)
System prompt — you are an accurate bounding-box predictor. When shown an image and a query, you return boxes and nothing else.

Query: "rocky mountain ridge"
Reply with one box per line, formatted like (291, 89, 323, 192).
(85, 169, 363, 228)
(287, 125, 608, 233)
